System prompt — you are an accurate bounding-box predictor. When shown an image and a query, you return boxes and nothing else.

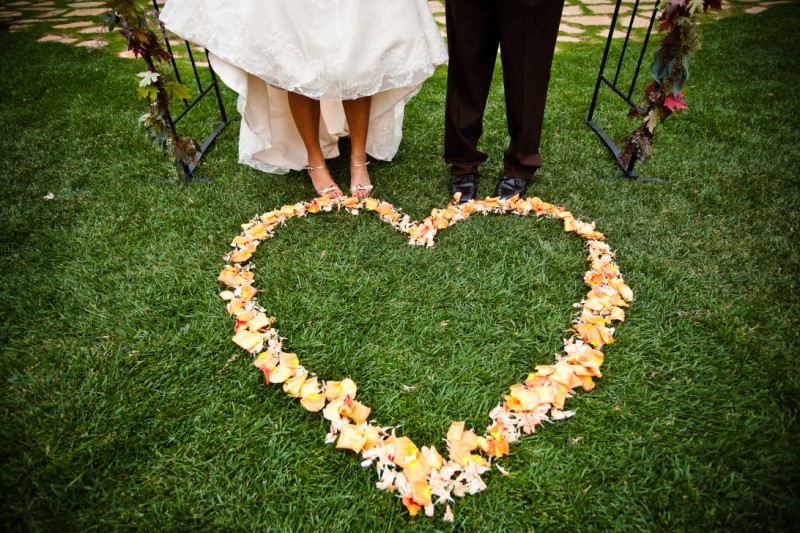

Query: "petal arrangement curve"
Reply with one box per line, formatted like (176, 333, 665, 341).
(219, 194, 633, 520)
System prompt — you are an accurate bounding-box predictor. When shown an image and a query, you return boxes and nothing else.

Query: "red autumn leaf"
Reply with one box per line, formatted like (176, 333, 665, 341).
(127, 41, 145, 58)
(664, 92, 688, 113)
(659, 18, 675, 33)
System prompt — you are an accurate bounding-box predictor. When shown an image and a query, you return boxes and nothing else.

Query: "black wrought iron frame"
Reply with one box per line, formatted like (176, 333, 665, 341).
(585, 0, 663, 181)
(148, 0, 230, 182)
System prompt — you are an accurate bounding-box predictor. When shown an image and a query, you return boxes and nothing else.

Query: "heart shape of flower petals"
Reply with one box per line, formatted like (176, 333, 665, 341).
(218, 194, 632, 520)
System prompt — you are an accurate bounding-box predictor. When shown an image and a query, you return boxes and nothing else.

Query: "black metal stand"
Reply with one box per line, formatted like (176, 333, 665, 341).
(585, 0, 664, 181)
(150, 0, 230, 183)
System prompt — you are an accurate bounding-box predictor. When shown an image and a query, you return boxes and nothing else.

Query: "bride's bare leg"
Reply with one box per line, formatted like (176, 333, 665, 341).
(342, 96, 373, 199)
(286, 91, 342, 198)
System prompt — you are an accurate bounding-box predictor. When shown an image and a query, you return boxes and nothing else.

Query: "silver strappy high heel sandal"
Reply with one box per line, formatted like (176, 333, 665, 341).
(307, 164, 342, 197)
(349, 161, 373, 197)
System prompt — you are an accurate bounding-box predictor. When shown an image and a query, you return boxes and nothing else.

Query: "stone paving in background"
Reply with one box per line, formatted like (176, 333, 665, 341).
(0, 0, 794, 60)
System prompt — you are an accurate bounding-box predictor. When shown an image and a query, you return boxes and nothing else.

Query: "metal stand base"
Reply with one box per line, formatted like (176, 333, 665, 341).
(151, 0, 231, 184)
(585, 0, 665, 182)
(585, 119, 665, 182)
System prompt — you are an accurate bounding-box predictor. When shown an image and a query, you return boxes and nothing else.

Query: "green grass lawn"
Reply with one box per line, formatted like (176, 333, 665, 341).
(1, 4, 799, 531)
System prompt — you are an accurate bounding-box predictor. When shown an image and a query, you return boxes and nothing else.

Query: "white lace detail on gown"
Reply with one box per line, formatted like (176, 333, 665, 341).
(160, 0, 447, 173)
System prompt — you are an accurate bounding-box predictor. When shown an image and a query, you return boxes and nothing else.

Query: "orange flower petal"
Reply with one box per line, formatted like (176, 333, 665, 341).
(324, 380, 343, 401)
(268, 364, 294, 384)
(246, 313, 272, 332)
(346, 400, 371, 424)
(322, 397, 345, 421)
(236, 308, 257, 322)
(411, 480, 432, 507)
(549, 362, 575, 388)
(252, 354, 275, 371)
(226, 298, 244, 315)
(259, 213, 279, 226)
(279, 352, 299, 368)
(299, 377, 320, 398)
(231, 330, 262, 353)
(402, 496, 421, 516)
(230, 245, 255, 263)
(609, 306, 626, 322)
(362, 425, 381, 451)
(610, 277, 634, 301)
(239, 284, 258, 301)
(390, 437, 419, 469)
(283, 372, 309, 397)
(448, 441, 473, 467)
(342, 197, 360, 208)
(218, 266, 241, 287)
(553, 387, 568, 409)
(300, 392, 326, 412)
(404, 457, 432, 483)
(446, 421, 465, 444)
(325, 378, 358, 401)
(336, 424, 367, 453)
(421, 446, 444, 470)
(487, 435, 510, 458)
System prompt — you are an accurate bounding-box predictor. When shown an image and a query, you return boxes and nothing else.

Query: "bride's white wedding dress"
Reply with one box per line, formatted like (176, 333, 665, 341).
(159, 0, 448, 173)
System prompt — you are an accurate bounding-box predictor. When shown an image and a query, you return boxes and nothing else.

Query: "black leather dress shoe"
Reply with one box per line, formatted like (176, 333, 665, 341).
(494, 176, 530, 200)
(450, 173, 478, 203)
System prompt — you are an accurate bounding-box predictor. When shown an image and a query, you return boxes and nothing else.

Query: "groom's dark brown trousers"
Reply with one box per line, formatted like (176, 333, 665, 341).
(444, 0, 565, 180)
